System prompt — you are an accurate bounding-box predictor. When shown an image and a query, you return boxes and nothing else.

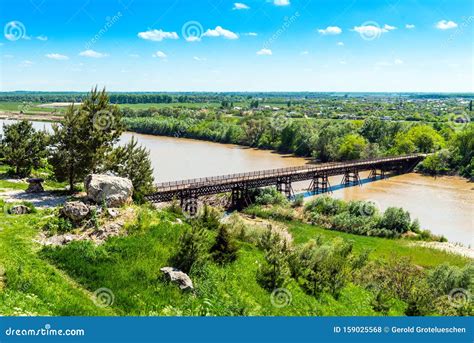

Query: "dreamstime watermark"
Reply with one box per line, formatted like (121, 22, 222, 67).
(92, 110, 115, 131)
(448, 288, 471, 308)
(92, 287, 115, 307)
(447, 113, 470, 131)
(269, 113, 290, 131)
(270, 288, 292, 308)
(181, 21, 203, 42)
(262, 12, 300, 50)
(4, 21, 26, 41)
(84, 12, 123, 50)
(18, 101, 33, 113)
(358, 200, 381, 217)
(445, 16, 474, 46)
(5, 324, 85, 337)
(357, 21, 382, 41)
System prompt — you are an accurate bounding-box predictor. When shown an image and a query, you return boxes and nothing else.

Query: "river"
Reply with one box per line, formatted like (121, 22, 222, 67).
(1, 119, 472, 244)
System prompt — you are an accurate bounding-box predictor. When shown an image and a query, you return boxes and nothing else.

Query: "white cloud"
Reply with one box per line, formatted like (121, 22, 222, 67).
(203, 26, 239, 39)
(79, 49, 108, 58)
(37, 35, 48, 41)
(137, 29, 179, 41)
(300, 50, 309, 55)
(233, 2, 249, 10)
(405, 24, 415, 29)
(337, 41, 344, 46)
(383, 24, 397, 31)
(257, 48, 272, 55)
(375, 58, 404, 67)
(436, 20, 458, 30)
(46, 53, 69, 60)
(153, 51, 167, 59)
(394, 58, 403, 65)
(185, 36, 201, 42)
(193, 56, 207, 61)
(274, 0, 290, 6)
(317, 26, 342, 35)
(245, 32, 258, 36)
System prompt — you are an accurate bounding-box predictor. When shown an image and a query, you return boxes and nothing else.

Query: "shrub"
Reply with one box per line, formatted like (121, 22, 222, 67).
(255, 187, 289, 206)
(210, 225, 238, 265)
(170, 224, 208, 273)
(197, 205, 221, 230)
(292, 194, 304, 207)
(304, 196, 346, 216)
(378, 207, 412, 234)
(257, 227, 289, 290)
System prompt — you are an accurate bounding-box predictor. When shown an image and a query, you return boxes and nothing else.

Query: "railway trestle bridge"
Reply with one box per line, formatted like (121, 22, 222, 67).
(145, 154, 425, 215)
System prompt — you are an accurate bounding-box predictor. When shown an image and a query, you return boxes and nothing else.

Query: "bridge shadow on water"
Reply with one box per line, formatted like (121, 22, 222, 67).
(292, 175, 388, 200)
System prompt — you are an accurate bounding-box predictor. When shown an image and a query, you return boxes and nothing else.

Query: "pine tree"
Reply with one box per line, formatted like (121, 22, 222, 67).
(170, 224, 208, 273)
(210, 225, 238, 264)
(103, 137, 155, 200)
(257, 226, 289, 290)
(0, 120, 48, 177)
(49, 87, 124, 191)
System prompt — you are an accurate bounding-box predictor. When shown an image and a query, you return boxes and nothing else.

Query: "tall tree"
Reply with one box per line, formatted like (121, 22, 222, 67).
(0, 120, 48, 177)
(49, 87, 124, 191)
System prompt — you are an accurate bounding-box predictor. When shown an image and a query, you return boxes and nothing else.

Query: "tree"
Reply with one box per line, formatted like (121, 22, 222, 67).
(103, 137, 155, 200)
(49, 88, 124, 191)
(0, 120, 48, 177)
(210, 225, 238, 264)
(337, 134, 367, 160)
(379, 207, 412, 234)
(257, 227, 289, 290)
(170, 224, 208, 273)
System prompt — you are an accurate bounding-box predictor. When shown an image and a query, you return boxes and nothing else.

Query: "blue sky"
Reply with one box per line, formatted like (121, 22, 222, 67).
(0, 0, 473, 92)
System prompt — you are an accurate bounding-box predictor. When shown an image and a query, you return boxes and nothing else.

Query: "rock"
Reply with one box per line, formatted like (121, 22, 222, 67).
(160, 267, 194, 291)
(9, 205, 31, 215)
(26, 178, 44, 193)
(91, 222, 123, 240)
(107, 208, 120, 218)
(85, 174, 133, 207)
(61, 201, 90, 222)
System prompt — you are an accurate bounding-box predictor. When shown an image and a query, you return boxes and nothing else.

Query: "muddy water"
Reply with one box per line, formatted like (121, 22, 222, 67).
(1, 119, 471, 243)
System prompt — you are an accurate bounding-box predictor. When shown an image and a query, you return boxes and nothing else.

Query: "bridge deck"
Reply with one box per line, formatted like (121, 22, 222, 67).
(151, 154, 424, 194)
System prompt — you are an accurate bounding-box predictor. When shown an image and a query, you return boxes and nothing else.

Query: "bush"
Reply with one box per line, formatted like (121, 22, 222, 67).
(210, 225, 238, 265)
(292, 194, 304, 207)
(197, 205, 221, 231)
(378, 207, 412, 234)
(255, 187, 289, 206)
(304, 196, 346, 216)
(170, 224, 208, 273)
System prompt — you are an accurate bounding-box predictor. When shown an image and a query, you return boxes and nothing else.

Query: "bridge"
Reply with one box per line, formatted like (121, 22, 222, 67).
(146, 154, 425, 214)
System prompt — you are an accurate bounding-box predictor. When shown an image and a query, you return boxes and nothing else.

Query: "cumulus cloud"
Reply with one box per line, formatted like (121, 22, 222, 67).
(337, 41, 344, 46)
(45, 53, 69, 60)
(352, 23, 396, 38)
(274, 0, 290, 6)
(256, 48, 272, 55)
(153, 51, 167, 59)
(203, 26, 239, 39)
(233, 2, 249, 10)
(37, 35, 48, 41)
(383, 24, 397, 31)
(405, 24, 415, 29)
(317, 26, 342, 35)
(79, 50, 108, 58)
(245, 32, 258, 36)
(436, 20, 458, 30)
(138, 29, 179, 41)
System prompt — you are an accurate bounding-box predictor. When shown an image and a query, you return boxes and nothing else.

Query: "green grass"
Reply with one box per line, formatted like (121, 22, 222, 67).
(286, 220, 469, 268)
(0, 207, 112, 315)
(0, 101, 58, 114)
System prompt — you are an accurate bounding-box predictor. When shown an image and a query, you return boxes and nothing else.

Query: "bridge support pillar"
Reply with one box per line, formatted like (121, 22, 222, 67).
(180, 191, 198, 216)
(277, 177, 294, 198)
(230, 186, 251, 210)
(368, 169, 385, 180)
(309, 174, 331, 194)
(341, 169, 361, 187)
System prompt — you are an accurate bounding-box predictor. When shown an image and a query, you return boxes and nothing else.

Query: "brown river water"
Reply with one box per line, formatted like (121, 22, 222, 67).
(1, 119, 472, 244)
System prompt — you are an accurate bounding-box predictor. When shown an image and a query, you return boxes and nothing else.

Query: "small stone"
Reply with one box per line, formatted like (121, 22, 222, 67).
(9, 205, 31, 215)
(61, 201, 90, 222)
(107, 208, 120, 218)
(160, 267, 194, 291)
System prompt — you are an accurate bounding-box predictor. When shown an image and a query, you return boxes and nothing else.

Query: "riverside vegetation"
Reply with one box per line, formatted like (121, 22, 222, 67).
(0, 89, 472, 316)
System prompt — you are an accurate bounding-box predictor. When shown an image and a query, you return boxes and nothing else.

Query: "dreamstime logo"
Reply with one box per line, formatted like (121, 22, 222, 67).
(18, 101, 33, 113)
(182, 198, 199, 219)
(448, 288, 470, 308)
(181, 21, 203, 42)
(448, 113, 470, 131)
(92, 287, 115, 307)
(262, 12, 300, 49)
(93, 110, 114, 131)
(270, 113, 290, 131)
(270, 288, 292, 308)
(445, 16, 474, 46)
(357, 21, 382, 41)
(359, 200, 381, 217)
(85, 12, 123, 50)
(4, 21, 26, 41)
